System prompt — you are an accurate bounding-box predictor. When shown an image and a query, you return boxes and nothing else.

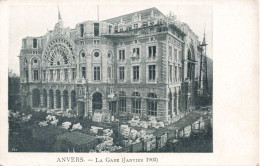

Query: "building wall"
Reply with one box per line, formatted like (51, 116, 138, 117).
(19, 8, 204, 120)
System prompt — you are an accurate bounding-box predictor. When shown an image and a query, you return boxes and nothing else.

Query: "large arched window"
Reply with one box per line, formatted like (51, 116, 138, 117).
(147, 93, 157, 116)
(132, 92, 141, 114)
(119, 91, 126, 112)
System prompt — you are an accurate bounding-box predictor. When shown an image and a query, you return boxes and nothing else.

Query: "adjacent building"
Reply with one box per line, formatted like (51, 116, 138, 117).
(19, 7, 208, 121)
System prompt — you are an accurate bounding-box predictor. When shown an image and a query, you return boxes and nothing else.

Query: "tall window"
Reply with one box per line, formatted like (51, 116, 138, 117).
(50, 70, 53, 80)
(94, 66, 101, 80)
(175, 66, 177, 82)
(119, 91, 126, 112)
(81, 67, 86, 79)
(80, 24, 84, 37)
(33, 70, 38, 80)
(57, 69, 60, 81)
(169, 46, 172, 60)
(94, 23, 99, 36)
(148, 46, 156, 58)
(169, 65, 173, 82)
(148, 65, 156, 81)
(133, 66, 139, 81)
(174, 48, 177, 61)
(119, 50, 125, 60)
(132, 92, 141, 114)
(107, 67, 112, 79)
(72, 68, 77, 80)
(109, 25, 112, 34)
(179, 50, 182, 62)
(64, 69, 68, 81)
(119, 67, 125, 80)
(42, 70, 46, 81)
(179, 66, 182, 81)
(33, 38, 37, 48)
(147, 93, 157, 116)
(25, 69, 29, 81)
(132, 48, 140, 57)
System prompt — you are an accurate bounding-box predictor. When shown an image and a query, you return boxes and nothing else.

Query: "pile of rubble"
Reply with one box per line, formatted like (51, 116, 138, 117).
(127, 117, 166, 129)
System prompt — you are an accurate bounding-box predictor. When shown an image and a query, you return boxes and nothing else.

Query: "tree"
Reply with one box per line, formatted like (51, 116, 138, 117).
(8, 69, 20, 111)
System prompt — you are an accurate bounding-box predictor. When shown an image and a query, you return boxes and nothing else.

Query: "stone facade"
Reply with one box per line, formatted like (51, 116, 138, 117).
(19, 7, 205, 121)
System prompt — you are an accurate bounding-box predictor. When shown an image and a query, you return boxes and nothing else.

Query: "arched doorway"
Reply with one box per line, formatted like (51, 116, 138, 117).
(43, 89, 47, 108)
(63, 90, 69, 111)
(71, 90, 76, 110)
(92, 92, 102, 114)
(32, 89, 40, 108)
(56, 90, 61, 109)
(49, 89, 54, 109)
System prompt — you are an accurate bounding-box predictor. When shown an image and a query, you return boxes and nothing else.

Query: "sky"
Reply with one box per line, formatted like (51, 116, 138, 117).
(8, 0, 212, 75)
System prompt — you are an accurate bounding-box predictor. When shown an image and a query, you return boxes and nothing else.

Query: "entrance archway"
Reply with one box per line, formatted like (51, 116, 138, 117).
(43, 89, 47, 107)
(92, 92, 102, 113)
(56, 90, 61, 109)
(32, 89, 40, 108)
(63, 90, 69, 110)
(71, 90, 76, 110)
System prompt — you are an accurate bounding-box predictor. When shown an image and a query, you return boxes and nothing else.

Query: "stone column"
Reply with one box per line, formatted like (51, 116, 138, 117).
(29, 92, 33, 108)
(141, 98, 146, 120)
(102, 97, 108, 110)
(47, 91, 50, 109)
(54, 91, 57, 109)
(68, 92, 71, 110)
(40, 91, 44, 107)
(176, 94, 179, 115)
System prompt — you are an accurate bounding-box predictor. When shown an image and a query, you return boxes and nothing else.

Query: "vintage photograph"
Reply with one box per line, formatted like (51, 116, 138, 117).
(8, 3, 213, 153)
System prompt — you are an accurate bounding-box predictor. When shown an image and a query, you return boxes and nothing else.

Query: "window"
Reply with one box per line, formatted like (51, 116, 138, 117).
(81, 67, 86, 79)
(179, 66, 182, 81)
(94, 52, 99, 57)
(133, 66, 139, 81)
(169, 46, 172, 60)
(32, 51, 38, 54)
(57, 69, 60, 81)
(147, 93, 157, 116)
(42, 70, 46, 80)
(81, 52, 85, 58)
(72, 68, 76, 80)
(80, 24, 84, 37)
(148, 65, 156, 80)
(50, 70, 53, 80)
(132, 92, 141, 114)
(174, 48, 177, 61)
(148, 46, 156, 58)
(109, 25, 112, 34)
(80, 41, 85, 45)
(25, 69, 29, 81)
(179, 50, 182, 61)
(33, 70, 38, 80)
(169, 65, 173, 82)
(119, 28, 123, 32)
(119, 50, 125, 60)
(119, 66, 125, 80)
(134, 24, 138, 29)
(94, 66, 101, 80)
(150, 21, 154, 26)
(108, 52, 111, 58)
(132, 48, 140, 57)
(33, 59, 38, 64)
(174, 66, 177, 82)
(107, 67, 112, 79)
(94, 23, 99, 36)
(64, 69, 68, 81)
(119, 91, 126, 112)
(94, 40, 100, 45)
(33, 38, 37, 48)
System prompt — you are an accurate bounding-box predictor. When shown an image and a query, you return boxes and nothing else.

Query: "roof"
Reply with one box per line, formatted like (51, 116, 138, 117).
(103, 7, 163, 24)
